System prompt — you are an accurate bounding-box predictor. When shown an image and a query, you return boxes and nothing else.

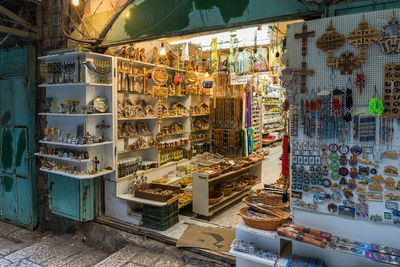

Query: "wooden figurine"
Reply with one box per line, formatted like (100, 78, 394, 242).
(295, 23, 315, 57)
(347, 19, 380, 63)
(138, 48, 146, 62)
(293, 62, 314, 93)
(335, 52, 359, 75)
(153, 47, 159, 64)
(316, 24, 345, 67)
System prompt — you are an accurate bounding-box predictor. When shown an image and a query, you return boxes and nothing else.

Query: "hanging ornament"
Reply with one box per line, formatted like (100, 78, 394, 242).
(355, 73, 366, 95)
(369, 85, 384, 117)
(377, 13, 400, 54)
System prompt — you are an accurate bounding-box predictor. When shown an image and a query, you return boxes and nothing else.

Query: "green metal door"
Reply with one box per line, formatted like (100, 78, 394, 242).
(0, 46, 37, 229)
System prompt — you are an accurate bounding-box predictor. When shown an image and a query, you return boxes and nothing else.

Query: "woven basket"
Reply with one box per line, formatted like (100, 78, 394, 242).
(243, 196, 289, 211)
(217, 184, 234, 196)
(237, 207, 284, 231)
(255, 189, 285, 199)
(209, 191, 224, 205)
(231, 163, 244, 171)
(234, 182, 247, 191)
(242, 175, 258, 185)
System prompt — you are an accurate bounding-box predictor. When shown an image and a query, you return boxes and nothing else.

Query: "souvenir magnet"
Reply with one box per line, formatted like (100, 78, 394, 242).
(351, 145, 362, 156)
(339, 144, 350, 154)
(328, 203, 338, 213)
(385, 190, 400, 201)
(315, 157, 321, 165)
(292, 191, 303, 199)
(393, 210, 400, 226)
(328, 143, 339, 152)
(321, 143, 327, 152)
(298, 156, 303, 164)
(355, 203, 369, 220)
(292, 155, 298, 163)
(339, 155, 347, 166)
(313, 194, 325, 204)
(303, 156, 309, 165)
(384, 212, 393, 224)
(309, 157, 315, 165)
(385, 177, 396, 189)
(331, 172, 340, 180)
(385, 201, 398, 210)
(331, 183, 341, 192)
(339, 177, 347, 185)
(323, 179, 332, 187)
(339, 167, 349, 176)
(330, 153, 339, 160)
(339, 205, 355, 218)
(370, 214, 383, 222)
(369, 183, 383, 191)
(368, 192, 383, 202)
(348, 178, 356, 190)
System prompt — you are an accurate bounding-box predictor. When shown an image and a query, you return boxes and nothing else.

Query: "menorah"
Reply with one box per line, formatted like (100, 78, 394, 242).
(93, 60, 111, 84)
(63, 62, 75, 83)
(48, 62, 62, 84)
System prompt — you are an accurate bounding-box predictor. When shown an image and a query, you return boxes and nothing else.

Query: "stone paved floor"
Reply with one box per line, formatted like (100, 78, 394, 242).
(0, 221, 213, 267)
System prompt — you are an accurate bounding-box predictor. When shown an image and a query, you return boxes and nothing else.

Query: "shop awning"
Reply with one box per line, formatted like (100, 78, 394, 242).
(100, 0, 322, 47)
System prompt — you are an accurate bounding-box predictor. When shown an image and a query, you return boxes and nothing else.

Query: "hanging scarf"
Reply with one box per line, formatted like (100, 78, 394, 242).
(282, 135, 289, 175)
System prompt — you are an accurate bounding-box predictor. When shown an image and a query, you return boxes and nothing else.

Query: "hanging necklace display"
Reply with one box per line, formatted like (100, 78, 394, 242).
(316, 22, 345, 67)
(369, 85, 384, 116)
(359, 116, 376, 143)
(382, 64, 400, 118)
(347, 18, 380, 63)
(343, 77, 353, 122)
(355, 66, 366, 95)
(377, 13, 400, 54)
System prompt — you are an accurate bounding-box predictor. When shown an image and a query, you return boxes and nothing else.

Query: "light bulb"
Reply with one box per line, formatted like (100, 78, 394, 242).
(160, 43, 166, 56)
(125, 10, 130, 19)
(72, 0, 79, 6)
(205, 72, 209, 78)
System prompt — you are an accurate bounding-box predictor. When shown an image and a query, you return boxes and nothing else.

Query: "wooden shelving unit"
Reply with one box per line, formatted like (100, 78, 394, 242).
(192, 161, 262, 216)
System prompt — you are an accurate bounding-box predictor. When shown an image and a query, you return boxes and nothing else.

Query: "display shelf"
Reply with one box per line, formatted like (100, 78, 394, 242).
(40, 168, 114, 180)
(191, 113, 210, 117)
(209, 187, 251, 215)
(38, 82, 112, 88)
(38, 113, 113, 117)
(38, 51, 112, 61)
(265, 112, 282, 115)
(39, 140, 113, 147)
(263, 128, 284, 134)
(190, 129, 209, 133)
(116, 55, 203, 76)
(263, 121, 282, 124)
(34, 152, 91, 163)
(162, 115, 189, 119)
(229, 248, 276, 266)
(117, 91, 152, 96)
(118, 146, 157, 154)
(118, 133, 152, 139)
(208, 161, 262, 183)
(118, 193, 170, 207)
(118, 117, 158, 121)
(158, 132, 188, 138)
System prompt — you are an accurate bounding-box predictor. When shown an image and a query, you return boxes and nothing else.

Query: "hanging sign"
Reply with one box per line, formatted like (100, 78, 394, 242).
(231, 74, 250, 85)
(211, 37, 218, 107)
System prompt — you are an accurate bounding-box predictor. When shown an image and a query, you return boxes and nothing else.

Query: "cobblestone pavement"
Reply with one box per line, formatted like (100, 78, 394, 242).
(0, 221, 215, 267)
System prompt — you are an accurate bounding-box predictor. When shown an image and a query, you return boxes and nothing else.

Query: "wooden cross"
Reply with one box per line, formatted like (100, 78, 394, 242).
(347, 19, 380, 63)
(316, 25, 345, 67)
(335, 52, 359, 75)
(294, 62, 314, 93)
(295, 23, 315, 57)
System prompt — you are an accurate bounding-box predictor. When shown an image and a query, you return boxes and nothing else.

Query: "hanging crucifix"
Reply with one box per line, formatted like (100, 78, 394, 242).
(347, 19, 380, 63)
(316, 23, 345, 67)
(295, 23, 315, 56)
(294, 62, 314, 93)
(92, 156, 100, 173)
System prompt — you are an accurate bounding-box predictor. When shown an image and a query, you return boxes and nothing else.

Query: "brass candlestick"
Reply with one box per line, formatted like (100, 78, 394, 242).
(81, 105, 88, 114)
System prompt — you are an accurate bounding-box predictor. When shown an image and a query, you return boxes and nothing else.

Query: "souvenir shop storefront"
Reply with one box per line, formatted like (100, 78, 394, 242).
(36, 1, 400, 266)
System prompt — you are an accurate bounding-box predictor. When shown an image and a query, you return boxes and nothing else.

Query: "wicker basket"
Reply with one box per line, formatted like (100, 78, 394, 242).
(243, 196, 289, 211)
(234, 181, 247, 191)
(217, 184, 234, 196)
(231, 163, 244, 171)
(255, 189, 287, 200)
(209, 191, 224, 205)
(237, 207, 285, 231)
(242, 175, 258, 185)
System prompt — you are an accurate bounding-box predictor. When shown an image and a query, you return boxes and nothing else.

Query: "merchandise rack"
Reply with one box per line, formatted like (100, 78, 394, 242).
(192, 161, 262, 216)
(37, 51, 116, 180)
